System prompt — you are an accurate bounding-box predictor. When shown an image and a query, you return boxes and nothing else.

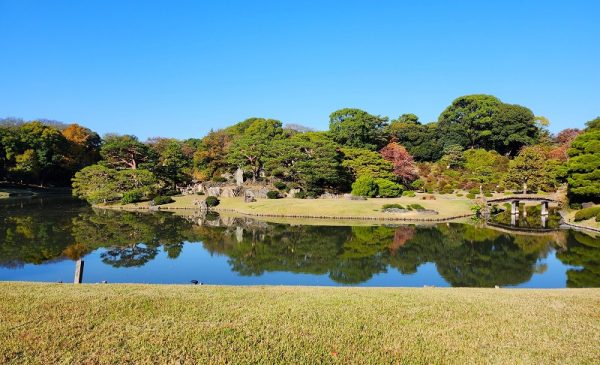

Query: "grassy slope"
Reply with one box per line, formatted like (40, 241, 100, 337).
(113, 193, 476, 221)
(563, 208, 600, 231)
(1, 283, 599, 364)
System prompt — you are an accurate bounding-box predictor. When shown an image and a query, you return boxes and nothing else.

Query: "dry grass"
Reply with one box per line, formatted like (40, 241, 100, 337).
(1, 283, 599, 364)
(563, 209, 600, 230)
(112, 193, 475, 221)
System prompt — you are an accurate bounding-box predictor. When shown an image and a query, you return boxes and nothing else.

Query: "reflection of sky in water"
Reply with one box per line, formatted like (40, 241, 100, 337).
(0, 244, 582, 288)
(1, 196, 598, 288)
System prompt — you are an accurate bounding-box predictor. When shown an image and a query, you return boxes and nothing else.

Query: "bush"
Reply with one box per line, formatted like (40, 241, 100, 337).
(351, 175, 378, 197)
(596, 212, 600, 222)
(274, 181, 287, 191)
(484, 192, 493, 197)
(382, 203, 405, 210)
(456, 193, 464, 197)
(468, 188, 480, 195)
(121, 189, 144, 204)
(402, 190, 416, 198)
(212, 176, 227, 183)
(267, 190, 280, 199)
(409, 203, 425, 210)
(205, 196, 220, 207)
(153, 195, 174, 205)
(466, 193, 476, 199)
(196, 191, 205, 195)
(574, 206, 600, 221)
(294, 191, 307, 199)
(569, 202, 583, 210)
(374, 178, 403, 198)
(163, 189, 179, 196)
(410, 179, 424, 190)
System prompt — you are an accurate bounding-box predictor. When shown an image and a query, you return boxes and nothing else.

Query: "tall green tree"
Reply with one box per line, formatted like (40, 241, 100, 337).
(329, 108, 388, 150)
(228, 118, 284, 182)
(490, 104, 538, 155)
(438, 94, 502, 149)
(100, 134, 153, 170)
(149, 139, 191, 190)
(264, 132, 348, 194)
(387, 116, 442, 161)
(341, 147, 395, 181)
(566, 117, 600, 201)
(503, 145, 556, 194)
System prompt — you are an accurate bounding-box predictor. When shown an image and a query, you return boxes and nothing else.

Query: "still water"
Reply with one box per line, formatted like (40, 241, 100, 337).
(1, 196, 598, 287)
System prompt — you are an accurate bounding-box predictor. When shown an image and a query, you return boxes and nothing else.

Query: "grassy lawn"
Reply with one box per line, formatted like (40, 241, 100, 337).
(112, 193, 477, 221)
(563, 208, 600, 231)
(0, 283, 599, 364)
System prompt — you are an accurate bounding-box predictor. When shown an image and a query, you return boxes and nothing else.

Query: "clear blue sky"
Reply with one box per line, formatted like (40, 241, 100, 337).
(1, 0, 599, 140)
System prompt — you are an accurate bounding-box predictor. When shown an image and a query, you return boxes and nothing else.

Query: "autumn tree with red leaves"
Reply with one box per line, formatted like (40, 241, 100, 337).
(380, 142, 418, 185)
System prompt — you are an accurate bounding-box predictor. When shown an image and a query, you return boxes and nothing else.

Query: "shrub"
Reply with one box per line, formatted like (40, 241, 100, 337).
(121, 189, 144, 204)
(569, 202, 582, 210)
(163, 189, 179, 196)
(351, 175, 378, 197)
(574, 206, 600, 221)
(267, 190, 280, 199)
(205, 196, 220, 207)
(596, 212, 600, 222)
(153, 195, 174, 205)
(456, 193, 464, 197)
(196, 191, 205, 195)
(468, 188, 480, 195)
(375, 178, 403, 198)
(410, 179, 424, 190)
(294, 191, 307, 199)
(274, 181, 287, 191)
(409, 203, 425, 210)
(212, 176, 227, 183)
(466, 193, 476, 199)
(484, 192, 493, 197)
(382, 203, 405, 210)
(205, 211, 220, 221)
(402, 190, 416, 198)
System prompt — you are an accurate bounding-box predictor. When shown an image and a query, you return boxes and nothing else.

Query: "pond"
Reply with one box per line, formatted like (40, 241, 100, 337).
(1, 196, 599, 287)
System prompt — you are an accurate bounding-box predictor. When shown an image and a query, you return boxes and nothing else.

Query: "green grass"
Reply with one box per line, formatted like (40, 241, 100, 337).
(0, 283, 599, 364)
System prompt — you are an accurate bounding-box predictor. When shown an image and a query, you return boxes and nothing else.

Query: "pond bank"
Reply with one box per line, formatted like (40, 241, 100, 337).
(100, 194, 478, 222)
(1, 282, 598, 364)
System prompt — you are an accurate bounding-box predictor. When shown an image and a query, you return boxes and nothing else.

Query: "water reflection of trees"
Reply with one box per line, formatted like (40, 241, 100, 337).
(1, 200, 599, 287)
(556, 231, 600, 287)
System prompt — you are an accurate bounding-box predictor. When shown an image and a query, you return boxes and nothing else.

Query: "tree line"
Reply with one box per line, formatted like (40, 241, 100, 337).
(2, 94, 598, 203)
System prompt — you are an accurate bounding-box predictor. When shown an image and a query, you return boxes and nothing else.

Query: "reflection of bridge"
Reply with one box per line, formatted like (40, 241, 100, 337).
(485, 221, 561, 236)
(486, 195, 562, 228)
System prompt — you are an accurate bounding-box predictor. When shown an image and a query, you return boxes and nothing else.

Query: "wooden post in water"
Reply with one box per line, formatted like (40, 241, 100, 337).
(74, 259, 84, 284)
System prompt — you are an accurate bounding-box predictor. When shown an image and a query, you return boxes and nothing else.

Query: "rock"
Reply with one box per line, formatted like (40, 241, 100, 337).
(207, 187, 221, 197)
(582, 202, 595, 209)
(234, 168, 244, 186)
(343, 194, 366, 201)
(250, 187, 269, 199)
(320, 192, 339, 199)
(244, 190, 256, 203)
(418, 209, 438, 215)
(287, 188, 301, 198)
(235, 226, 244, 243)
(193, 199, 208, 211)
(221, 186, 243, 198)
(383, 208, 409, 213)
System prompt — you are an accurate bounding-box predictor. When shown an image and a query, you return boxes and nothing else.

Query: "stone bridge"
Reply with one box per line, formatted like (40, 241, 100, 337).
(486, 195, 562, 228)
